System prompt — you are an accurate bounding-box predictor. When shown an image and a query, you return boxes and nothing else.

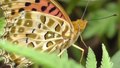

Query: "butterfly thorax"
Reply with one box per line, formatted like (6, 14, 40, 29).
(71, 19, 87, 43)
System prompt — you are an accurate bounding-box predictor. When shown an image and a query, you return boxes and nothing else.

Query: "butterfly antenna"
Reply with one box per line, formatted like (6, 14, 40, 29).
(81, 0, 90, 20)
(88, 14, 117, 21)
(80, 0, 90, 48)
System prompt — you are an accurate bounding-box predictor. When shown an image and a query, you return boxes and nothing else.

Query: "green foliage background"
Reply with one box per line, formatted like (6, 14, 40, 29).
(0, 0, 120, 68)
(58, 0, 120, 67)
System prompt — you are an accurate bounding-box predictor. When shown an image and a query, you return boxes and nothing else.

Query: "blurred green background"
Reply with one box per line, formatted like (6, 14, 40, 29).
(58, 0, 120, 67)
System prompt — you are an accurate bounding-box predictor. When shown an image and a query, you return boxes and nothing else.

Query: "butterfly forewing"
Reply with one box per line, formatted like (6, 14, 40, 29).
(0, 0, 71, 21)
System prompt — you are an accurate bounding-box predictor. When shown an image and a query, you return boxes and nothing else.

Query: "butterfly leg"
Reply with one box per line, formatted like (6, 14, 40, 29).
(80, 34, 88, 48)
(72, 44, 84, 62)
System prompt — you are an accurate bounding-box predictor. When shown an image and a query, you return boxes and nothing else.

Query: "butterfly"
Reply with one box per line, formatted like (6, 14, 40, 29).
(0, 0, 87, 67)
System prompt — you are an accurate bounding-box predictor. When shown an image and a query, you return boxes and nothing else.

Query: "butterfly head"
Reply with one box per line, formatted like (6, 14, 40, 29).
(70, 19, 87, 43)
(73, 19, 87, 32)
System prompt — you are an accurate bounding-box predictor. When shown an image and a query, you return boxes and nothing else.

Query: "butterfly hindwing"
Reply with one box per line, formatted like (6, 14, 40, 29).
(2, 11, 72, 65)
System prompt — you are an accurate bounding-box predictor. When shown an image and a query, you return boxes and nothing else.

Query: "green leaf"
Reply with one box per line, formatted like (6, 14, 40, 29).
(86, 47, 97, 68)
(100, 44, 113, 68)
(111, 50, 120, 68)
(0, 40, 84, 68)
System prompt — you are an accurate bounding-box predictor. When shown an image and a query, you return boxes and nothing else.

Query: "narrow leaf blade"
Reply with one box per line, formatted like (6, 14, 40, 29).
(86, 47, 97, 68)
(100, 44, 113, 68)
